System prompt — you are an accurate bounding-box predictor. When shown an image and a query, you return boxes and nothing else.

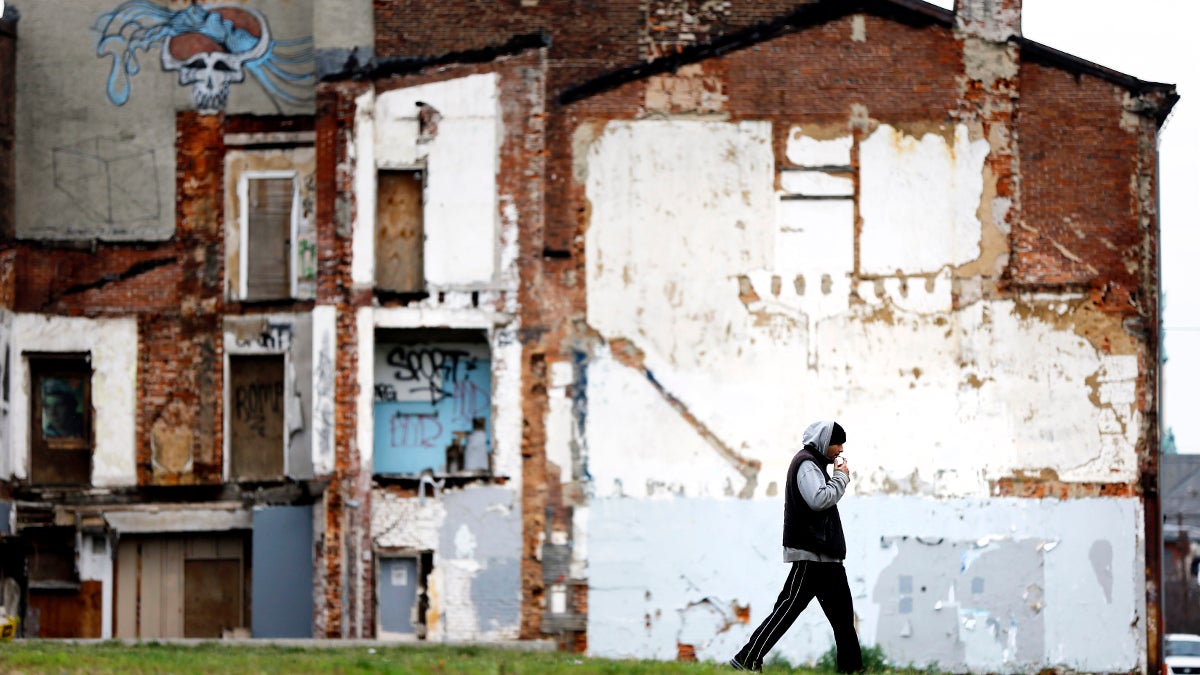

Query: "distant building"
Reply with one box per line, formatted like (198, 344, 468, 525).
(0, 0, 1179, 672)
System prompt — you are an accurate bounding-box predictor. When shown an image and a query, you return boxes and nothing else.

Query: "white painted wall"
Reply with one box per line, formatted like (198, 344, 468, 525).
(581, 118, 1145, 671)
(357, 74, 500, 289)
(860, 124, 991, 275)
(587, 496, 1143, 673)
(312, 305, 337, 475)
(8, 315, 138, 486)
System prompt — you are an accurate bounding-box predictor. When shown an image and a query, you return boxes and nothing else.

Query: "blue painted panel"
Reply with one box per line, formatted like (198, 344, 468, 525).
(373, 342, 491, 475)
(251, 506, 313, 638)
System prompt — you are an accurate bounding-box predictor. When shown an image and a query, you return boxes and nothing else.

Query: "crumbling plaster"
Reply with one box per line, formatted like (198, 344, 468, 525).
(578, 116, 1145, 669)
(354, 74, 501, 290)
(584, 119, 1138, 497)
(349, 69, 525, 638)
(372, 484, 522, 640)
(7, 314, 137, 486)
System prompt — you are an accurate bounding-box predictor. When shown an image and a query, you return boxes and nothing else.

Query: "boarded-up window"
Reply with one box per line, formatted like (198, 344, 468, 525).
(244, 176, 294, 300)
(376, 170, 424, 293)
(373, 331, 491, 475)
(229, 354, 285, 481)
(29, 355, 92, 485)
(115, 533, 248, 639)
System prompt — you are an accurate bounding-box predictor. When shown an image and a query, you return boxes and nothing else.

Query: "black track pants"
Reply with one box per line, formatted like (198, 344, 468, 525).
(733, 560, 863, 673)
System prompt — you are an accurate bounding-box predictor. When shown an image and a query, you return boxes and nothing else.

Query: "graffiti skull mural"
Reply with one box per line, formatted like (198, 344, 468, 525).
(159, 7, 271, 112)
(95, 1, 313, 113)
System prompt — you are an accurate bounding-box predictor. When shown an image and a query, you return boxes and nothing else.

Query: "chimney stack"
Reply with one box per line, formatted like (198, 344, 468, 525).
(954, 0, 1022, 42)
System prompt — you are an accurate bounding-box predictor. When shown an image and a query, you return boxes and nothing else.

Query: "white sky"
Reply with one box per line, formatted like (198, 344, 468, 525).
(926, 0, 1200, 451)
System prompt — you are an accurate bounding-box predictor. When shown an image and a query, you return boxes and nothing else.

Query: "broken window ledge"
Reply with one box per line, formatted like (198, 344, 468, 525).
(373, 471, 504, 489)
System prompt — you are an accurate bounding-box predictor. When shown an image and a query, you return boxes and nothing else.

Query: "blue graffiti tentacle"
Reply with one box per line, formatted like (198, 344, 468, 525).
(94, 1, 315, 110)
(93, 0, 178, 106)
(264, 62, 316, 82)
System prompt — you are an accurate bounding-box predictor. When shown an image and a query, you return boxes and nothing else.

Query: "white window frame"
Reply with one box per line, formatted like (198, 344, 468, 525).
(238, 170, 301, 300)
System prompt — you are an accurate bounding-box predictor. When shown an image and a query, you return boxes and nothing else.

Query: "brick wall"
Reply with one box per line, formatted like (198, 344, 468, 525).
(1016, 63, 1141, 312)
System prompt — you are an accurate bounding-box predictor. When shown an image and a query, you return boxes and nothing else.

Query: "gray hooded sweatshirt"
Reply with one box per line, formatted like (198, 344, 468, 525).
(783, 420, 850, 562)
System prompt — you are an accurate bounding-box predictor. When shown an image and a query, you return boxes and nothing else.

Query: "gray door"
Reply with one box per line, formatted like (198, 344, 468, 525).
(378, 557, 418, 635)
(251, 506, 313, 637)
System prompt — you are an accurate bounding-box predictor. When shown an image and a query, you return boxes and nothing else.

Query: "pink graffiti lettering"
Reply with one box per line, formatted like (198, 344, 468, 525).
(390, 412, 444, 448)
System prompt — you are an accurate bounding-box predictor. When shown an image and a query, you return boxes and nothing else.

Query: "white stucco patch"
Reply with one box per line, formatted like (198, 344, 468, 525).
(859, 124, 990, 275)
(9, 314, 137, 486)
(544, 361, 575, 480)
(372, 74, 500, 288)
(585, 120, 1136, 496)
(779, 170, 854, 197)
(352, 87, 377, 286)
(357, 307, 376, 468)
(586, 344, 745, 499)
(586, 119, 775, 370)
(786, 129, 853, 166)
(311, 305, 337, 475)
(490, 329, 523, 486)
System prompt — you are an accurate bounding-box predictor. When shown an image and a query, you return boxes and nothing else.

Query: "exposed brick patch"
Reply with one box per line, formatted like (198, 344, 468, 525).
(990, 478, 1137, 499)
(1013, 64, 1140, 312)
(174, 111, 226, 483)
(12, 243, 180, 315)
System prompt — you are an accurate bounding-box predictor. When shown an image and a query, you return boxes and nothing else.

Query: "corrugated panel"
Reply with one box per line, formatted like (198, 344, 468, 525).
(251, 506, 313, 637)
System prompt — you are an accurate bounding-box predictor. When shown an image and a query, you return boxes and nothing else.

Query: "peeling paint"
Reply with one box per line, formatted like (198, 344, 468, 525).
(587, 496, 1142, 672)
(9, 314, 138, 486)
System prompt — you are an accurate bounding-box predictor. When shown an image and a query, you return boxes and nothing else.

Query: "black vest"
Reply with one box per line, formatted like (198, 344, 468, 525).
(782, 446, 847, 559)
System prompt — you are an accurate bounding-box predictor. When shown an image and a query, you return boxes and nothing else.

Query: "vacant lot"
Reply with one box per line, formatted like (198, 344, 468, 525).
(0, 641, 754, 674)
(0, 641, 939, 674)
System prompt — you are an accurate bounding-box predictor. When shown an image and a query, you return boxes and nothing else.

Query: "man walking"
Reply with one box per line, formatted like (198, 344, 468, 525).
(730, 420, 863, 673)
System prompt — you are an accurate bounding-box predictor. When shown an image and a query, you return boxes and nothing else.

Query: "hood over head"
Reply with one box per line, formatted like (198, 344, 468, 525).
(802, 420, 845, 460)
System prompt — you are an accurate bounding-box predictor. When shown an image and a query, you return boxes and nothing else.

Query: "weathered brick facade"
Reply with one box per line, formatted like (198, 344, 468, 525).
(0, 0, 1180, 670)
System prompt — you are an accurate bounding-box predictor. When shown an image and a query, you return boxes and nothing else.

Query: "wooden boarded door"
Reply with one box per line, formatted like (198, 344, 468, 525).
(184, 559, 242, 637)
(229, 354, 285, 481)
(376, 170, 424, 293)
